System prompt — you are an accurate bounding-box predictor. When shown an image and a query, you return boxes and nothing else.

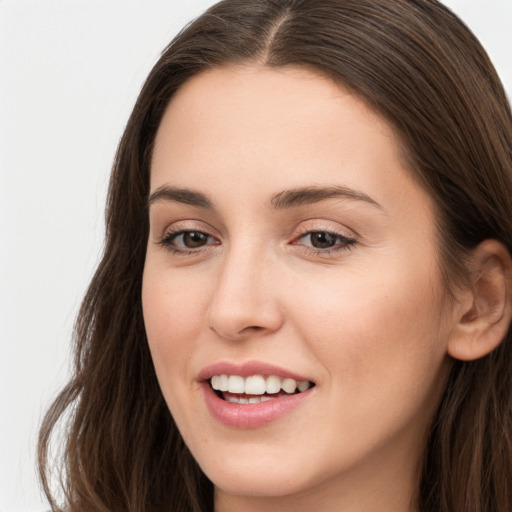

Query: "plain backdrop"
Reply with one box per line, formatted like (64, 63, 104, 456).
(0, 1, 511, 511)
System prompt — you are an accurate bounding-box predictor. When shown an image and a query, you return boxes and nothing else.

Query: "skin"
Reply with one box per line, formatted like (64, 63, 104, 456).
(142, 65, 459, 512)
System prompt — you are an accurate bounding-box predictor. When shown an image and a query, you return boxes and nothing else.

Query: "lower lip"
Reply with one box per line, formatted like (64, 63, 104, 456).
(201, 383, 314, 429)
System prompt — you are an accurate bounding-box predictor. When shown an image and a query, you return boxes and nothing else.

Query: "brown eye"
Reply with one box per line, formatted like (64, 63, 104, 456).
(295, 230, 357, 253)
(161, 230, 217, 252)
(181, 231, 209, 248)
(307, 232, 338, 249)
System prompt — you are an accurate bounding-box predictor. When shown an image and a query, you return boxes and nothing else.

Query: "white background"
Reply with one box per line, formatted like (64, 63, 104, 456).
(0, 1, 511, 511)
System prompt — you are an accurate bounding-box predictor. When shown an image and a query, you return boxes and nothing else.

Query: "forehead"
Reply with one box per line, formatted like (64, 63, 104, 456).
(152, 65, 388, 161)
(150, 65, 434, 226)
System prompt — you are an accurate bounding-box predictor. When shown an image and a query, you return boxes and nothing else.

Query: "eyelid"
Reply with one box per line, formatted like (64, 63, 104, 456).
(155, 219, 218, 240)
(289, 221, 358, 255)
(153, 219, 358, 257)
(292, 230, 356, 249)
(290, 219, 357, 241)
(156, 220, 221, 254)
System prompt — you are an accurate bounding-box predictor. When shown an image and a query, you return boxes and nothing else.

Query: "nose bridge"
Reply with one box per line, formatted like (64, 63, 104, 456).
(207, 239, 282, 340)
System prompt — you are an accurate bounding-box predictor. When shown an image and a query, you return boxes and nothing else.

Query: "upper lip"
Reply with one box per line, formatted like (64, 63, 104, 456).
(197, 360, 314, 383)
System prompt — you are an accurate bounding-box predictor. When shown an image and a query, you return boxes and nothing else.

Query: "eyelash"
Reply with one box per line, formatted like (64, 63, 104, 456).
(292, 230, 357, 255)
(159, 229, 219, 255)
(158, 228, 357, 256)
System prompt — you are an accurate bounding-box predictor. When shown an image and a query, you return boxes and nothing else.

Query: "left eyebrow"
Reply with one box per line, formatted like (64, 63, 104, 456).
(270, 186, 384, 211)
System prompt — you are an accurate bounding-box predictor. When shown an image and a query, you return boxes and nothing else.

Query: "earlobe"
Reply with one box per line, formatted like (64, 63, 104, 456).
(447, 240, 512, 362)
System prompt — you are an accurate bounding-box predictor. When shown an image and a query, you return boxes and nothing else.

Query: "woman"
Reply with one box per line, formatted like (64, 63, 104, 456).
(38, 0, 512, 511)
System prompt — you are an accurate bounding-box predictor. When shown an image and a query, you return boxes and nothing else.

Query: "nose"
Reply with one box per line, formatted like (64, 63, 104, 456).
(206, 246, 284, 341)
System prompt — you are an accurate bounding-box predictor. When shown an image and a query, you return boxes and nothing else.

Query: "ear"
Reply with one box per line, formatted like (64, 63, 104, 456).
(448, 239, 512, 361)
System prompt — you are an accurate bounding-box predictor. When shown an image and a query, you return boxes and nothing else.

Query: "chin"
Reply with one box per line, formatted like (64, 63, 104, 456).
(189, 442, 304, 495)
(209, 466, 311, 499)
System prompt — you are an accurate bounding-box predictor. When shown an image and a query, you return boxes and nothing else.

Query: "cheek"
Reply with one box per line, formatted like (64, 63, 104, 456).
(141, 267, 210, 394)
(293, 260, 441, 345)
(290, 257, 449, 419)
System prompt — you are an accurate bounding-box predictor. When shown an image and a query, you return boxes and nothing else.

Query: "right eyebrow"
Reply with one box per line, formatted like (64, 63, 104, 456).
(147, 185, 214, 209)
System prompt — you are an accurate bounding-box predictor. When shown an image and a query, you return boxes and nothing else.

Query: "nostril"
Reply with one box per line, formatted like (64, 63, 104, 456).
(208, 321, 269, 340)
(206, 286, 284, 341)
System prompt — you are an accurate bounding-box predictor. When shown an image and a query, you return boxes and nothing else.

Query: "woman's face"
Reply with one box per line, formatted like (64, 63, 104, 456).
(143, 66, 456, 509)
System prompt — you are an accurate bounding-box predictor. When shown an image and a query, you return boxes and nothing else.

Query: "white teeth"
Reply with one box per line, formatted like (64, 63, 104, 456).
(218, 374, 229, 391)
(281, 378, 297, 394)
(210, 374, 313, 395)
(298, 380, 310, 392)
(245, 375, 266, 395)
(265, 375, 281, 394)
(226, 395, 275, 404)
(227, 375, 245, 393)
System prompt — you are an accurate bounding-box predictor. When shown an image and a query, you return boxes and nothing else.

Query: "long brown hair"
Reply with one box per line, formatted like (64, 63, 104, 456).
(39, 1, 512, 510)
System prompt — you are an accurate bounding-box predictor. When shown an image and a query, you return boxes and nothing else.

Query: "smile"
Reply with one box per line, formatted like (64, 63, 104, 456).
(199, 362, 316, 428)
(210, 374, 313, 404)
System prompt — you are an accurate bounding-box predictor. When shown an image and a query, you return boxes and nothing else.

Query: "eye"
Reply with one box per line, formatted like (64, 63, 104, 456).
(174, 231, 210, 248)
(294, 230, 356, 253)
(160, 229, 218, 253)
(303, 232, 340, 249)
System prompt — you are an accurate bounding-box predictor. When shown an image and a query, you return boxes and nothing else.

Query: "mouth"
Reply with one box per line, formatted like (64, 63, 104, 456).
(199, 362, 316, 428)
(209, 374, 315, 404)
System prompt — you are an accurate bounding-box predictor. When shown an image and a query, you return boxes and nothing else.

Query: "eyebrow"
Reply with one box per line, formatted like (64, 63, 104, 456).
(270, 185, 383, 210)
(148, 186, 213, 209)
(147, 184, 383, 211)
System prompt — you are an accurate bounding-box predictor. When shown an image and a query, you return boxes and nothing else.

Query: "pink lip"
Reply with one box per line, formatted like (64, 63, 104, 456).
(197, 360, 312, 382)
(198, 361, 315, 429)
(200, 383, 314, 429)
